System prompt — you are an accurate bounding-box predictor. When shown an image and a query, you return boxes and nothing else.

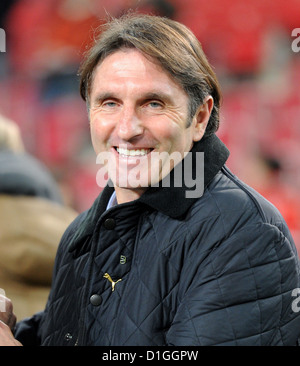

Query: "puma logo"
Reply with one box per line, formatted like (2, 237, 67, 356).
(103, 273, 122, 292)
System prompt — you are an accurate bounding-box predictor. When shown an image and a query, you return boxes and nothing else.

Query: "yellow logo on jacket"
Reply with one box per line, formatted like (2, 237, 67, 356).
(103, 273, 122, 292)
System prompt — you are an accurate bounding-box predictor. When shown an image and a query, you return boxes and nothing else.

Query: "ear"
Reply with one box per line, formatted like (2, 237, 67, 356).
(192, 96, 214, 142)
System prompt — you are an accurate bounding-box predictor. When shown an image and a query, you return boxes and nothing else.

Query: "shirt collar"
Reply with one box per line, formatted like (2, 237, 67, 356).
(106, 191, 118, 210)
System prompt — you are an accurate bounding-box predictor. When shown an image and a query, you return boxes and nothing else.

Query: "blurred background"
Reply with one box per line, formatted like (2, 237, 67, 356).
(0, 0, 299, 248)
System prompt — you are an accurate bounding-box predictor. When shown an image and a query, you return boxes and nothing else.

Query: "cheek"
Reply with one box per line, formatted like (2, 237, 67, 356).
(152, 119, 189, 151)
(89, 119, 110, 153)
(154, 107, 189, 138)
(150, 115, 181, 140)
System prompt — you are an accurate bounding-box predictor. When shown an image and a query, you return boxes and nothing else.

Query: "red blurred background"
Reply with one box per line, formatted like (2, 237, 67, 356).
(0, 0, 299, 248)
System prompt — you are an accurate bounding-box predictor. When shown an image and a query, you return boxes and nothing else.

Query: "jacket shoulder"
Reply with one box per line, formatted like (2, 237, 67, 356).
(205, 167, 291, 231)
(218, 167, 295, 245)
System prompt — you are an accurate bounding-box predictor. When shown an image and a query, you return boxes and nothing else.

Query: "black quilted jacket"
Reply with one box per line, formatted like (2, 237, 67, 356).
(15, 135, 300, 346)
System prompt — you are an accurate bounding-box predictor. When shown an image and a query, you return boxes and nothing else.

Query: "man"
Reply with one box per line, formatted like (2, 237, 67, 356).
(1, 13, 300, 346)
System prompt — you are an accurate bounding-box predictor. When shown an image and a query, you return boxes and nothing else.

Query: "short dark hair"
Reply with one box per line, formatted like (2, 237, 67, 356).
(79, 13, 222, 136)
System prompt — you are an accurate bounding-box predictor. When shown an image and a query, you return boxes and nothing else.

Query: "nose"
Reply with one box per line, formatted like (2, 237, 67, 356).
(116, 105, 144, 141)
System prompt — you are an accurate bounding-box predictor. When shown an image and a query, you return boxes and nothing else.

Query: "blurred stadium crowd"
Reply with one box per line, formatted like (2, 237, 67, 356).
(0, 0, 299, 249)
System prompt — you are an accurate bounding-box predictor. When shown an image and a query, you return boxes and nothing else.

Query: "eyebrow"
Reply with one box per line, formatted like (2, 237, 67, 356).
(91, 92, 117, 105)
(91, 91, 174, 106)
(142, 92, 173, 104)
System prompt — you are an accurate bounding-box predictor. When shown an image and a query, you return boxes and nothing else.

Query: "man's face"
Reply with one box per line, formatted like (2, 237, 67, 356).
(89, 48, 208, 202)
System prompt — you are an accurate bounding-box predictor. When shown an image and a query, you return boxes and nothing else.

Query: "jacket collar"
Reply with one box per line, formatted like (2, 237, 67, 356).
(139, 133, 229, 218)
(69, 134, 229, 252)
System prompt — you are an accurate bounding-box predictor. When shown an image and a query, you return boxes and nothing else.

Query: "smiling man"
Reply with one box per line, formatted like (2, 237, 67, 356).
(1, 13, 300, 346)
(89, 47, 212, 202)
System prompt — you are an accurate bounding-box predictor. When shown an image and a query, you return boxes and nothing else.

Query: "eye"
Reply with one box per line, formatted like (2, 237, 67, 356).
(103, 100, 118, 108)
(147, 100, 163, 109)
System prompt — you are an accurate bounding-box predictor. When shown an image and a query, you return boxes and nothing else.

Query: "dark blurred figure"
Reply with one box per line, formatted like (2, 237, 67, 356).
(134, 0, 176, 17)
(0, 114, 77, 320)
(240, 151, 300, 253)
(0, 0, 16, 28)
(0, 117, 62, 203)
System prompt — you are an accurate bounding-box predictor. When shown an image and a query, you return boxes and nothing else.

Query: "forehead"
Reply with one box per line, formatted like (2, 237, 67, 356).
(90, 48, 186, 98)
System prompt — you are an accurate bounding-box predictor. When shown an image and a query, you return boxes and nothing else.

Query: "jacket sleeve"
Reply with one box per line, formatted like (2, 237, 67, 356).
(14, 311, 44, 346)
(166, 222, 300, 346)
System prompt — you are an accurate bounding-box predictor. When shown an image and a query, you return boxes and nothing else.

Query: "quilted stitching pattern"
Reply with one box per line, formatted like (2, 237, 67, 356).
(32, 169, 300, 346)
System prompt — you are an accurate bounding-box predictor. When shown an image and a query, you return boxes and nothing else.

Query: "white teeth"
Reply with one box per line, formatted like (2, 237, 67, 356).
(116, 147, 150, 156)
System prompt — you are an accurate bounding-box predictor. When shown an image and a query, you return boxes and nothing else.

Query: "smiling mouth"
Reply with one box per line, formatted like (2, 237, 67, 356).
(115, 147, 153, 157)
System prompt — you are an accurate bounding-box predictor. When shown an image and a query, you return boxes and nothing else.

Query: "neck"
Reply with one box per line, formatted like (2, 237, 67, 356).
(114, 186, 148, 204)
